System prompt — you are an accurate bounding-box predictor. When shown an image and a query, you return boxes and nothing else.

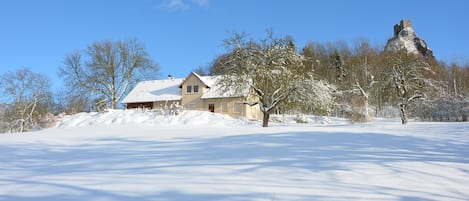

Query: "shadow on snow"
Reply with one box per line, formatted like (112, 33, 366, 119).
(1, 128, 468, 200)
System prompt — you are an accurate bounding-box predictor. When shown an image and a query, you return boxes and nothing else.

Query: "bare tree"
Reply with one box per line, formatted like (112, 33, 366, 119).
(54, 87, 93, 114)
(350, 39, 381, 119)
(384, 51, 440, 124)
(219, 31, 334, 127)
(192, 65, 209, 76)
(0, 68, 52, 133)
(207, 52, 238, 75)
(59, 38, 159, 109)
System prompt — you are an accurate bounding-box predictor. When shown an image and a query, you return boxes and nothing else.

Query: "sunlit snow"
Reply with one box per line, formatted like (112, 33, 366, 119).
(1, 110, 468, 201)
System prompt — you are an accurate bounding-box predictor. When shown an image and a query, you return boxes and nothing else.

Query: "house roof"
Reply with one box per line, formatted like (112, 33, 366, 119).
(179, 72, 215, 88)
(122, 72, 248, 104)
(187, 72, 248, 99)
(200, 76, 249, 99)
(192, 72, 215, 87)
(121, 78, 183, 103)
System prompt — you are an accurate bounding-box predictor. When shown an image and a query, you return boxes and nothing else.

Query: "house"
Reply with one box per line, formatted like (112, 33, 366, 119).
(122, 72, 262, 120)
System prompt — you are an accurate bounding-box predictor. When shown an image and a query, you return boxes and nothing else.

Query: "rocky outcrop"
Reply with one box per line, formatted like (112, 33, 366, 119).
(384, 20, 434, 58)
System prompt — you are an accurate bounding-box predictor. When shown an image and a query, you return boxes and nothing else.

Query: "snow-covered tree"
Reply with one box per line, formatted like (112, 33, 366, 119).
(412, 92, 469, 122)
(345, 54, 377, 121)
(384, 51, 440, 124)
(0, 68, 52, 133)
(219, 31, 334, 127)
(59, 39, 159, 109)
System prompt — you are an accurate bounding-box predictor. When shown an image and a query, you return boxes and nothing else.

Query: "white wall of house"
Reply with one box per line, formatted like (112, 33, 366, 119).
(180, 73, 207, 111)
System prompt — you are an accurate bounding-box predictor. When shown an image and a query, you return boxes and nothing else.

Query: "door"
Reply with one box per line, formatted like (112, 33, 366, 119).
(208, 104, 215, 113)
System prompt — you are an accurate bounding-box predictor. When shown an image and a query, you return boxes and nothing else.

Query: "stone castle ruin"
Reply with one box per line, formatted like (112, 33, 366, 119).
(385, 20, 434, 58)
(393, 20, 412, 36)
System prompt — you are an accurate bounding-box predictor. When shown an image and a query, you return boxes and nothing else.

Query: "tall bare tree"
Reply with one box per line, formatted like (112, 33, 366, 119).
(0, 68, 52, 133)
(219, 31, 334, 127)
(343, 39, 381, 121)
(59, 39, 159, 109)
(384, 51, 440, 124)
(208, 53, 234, 75)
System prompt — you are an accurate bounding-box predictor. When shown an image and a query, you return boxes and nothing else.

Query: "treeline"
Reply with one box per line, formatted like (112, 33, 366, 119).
(1, 34, 468, 132)
(204, 37, 469, 123)
(301, 39, 468, 122)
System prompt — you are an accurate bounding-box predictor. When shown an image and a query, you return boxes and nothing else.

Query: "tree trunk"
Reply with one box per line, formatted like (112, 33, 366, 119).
(364, 98, 369, 119)
(399, 103, 408, 124)
(19, 119, 25, 133)
(112, 96, 117, 109)
(262, 112, 270, 127)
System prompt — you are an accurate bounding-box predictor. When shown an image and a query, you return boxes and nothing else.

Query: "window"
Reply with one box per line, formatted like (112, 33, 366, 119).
(193, 85, 199, 93)
(234, 103, 243, 113)
(221, 102, 228, 113)
(186, 85, 192, 94)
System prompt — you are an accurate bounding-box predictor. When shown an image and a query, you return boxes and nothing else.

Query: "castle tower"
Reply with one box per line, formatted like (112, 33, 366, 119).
(401, 20, 412, 28)
(393, 19, 412, 36)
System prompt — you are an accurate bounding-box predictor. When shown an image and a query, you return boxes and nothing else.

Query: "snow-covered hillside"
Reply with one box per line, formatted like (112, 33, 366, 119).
(1, 110, 468, 201)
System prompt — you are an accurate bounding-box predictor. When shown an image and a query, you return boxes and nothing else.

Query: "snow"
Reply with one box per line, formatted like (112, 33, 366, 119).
(121, 78, 183, 103)
(1, 110, 469, 201)
(191, 72, 215, 87)
(122, 73, 248, 103)
(55, 109, 251, 128)
(200, 76, 249, 99)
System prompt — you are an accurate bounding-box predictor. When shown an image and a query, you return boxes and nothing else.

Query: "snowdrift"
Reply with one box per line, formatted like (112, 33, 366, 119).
(55, 109, 253, 128)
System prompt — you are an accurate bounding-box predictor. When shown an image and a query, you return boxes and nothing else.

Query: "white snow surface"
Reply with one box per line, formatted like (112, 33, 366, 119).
(1, 110, 469, 201)
(121, 79, 183, 103)
(55, 109, 251, 128)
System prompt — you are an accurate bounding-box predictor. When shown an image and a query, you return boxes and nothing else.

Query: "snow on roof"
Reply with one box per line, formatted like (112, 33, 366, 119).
(200, 76, 249, 99)
(192, 72, 215, 87)
(123, 72, 248, 104)
(121, 78, 183, 103)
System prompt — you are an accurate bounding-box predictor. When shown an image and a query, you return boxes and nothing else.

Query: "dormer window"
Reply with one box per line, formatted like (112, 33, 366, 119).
(187, 85, 192, 94)
(193, 85, 199, 93)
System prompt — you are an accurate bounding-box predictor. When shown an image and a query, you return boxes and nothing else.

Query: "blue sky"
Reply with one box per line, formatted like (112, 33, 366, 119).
(1, 0, 468, 89)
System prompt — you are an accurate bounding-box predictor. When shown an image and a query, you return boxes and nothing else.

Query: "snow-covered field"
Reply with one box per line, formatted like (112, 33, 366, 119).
(1, 110, 468, 201)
